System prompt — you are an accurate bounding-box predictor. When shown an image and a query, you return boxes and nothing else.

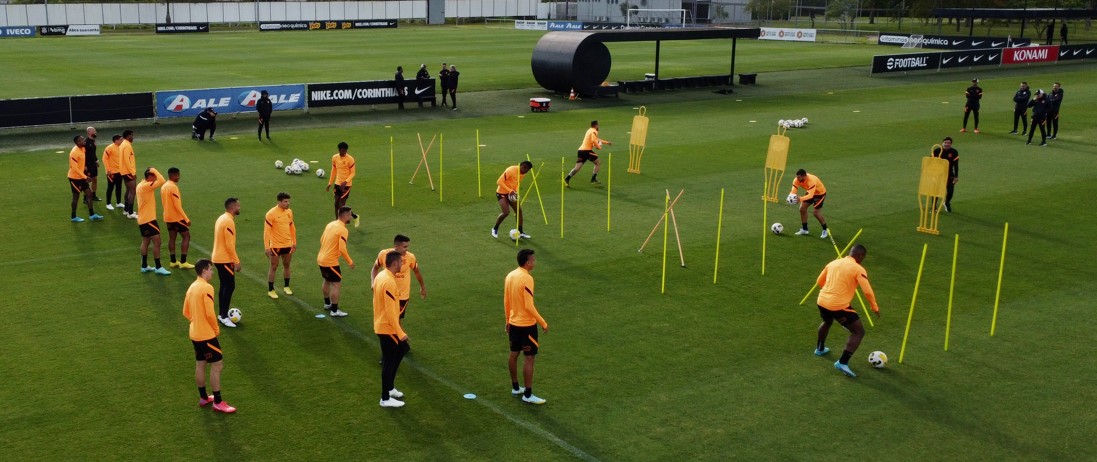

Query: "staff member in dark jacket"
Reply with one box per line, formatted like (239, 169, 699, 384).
(257, 90, 273, 141)
(961, 78, 981, 134)
(1048, 82, 1063, 140)
(1009, 81, 1030, 135)
(438, 62, 451, 107)
(415, 64, 430, 108)
(394, 66, 406, 110)
(447, 65, 460, 111)
(1026, 90, 1050, 146)
(192, 108, 217, 141)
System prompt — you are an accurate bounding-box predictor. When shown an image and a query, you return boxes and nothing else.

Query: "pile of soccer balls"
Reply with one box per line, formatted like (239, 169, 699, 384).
(275, 159, 324, 178)
(778, 117, 809, 129)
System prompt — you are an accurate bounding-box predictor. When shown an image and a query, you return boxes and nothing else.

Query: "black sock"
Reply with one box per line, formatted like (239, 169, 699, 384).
(518, 227, 524, 233)
(801, 223, 808, 230)
(170, 254, 177, 263)
(512, 381, 520, 391)
(822, 224, 828, 231)
(565, 174, 572, 182)
(591, 174, 598, 182)
(524, 387, 532, 398)
(324, 297, 331, 305)
(181, 254, 187, 263)
(154, 258, 162, 269)
(492, 225, 498, 232)
(284, 278, 290, 288)
(331, 303, 338, 313)
(198, 386, 207, 399)
(352, 213, 359, 219)
(141, 254, 148, 267)
(840, 350, 853, 365)
(213, 390, 222, 404)
(268, 282, 275, 291)
(817, 341, 825, 351)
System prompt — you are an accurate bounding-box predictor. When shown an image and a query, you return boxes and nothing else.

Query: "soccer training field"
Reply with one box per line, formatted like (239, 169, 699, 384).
(2, 25, 1095, 460)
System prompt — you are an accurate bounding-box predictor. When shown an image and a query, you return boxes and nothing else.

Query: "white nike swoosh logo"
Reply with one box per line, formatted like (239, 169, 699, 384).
(953, 40, 964, 45)
(1073, 50, 1082, 56)
(1088, 49, 1095, 55)
(959, 56, 968, 62)
(1061, 50, 1069, 56)
(992, 41, 1004, 47)
(414, 87, 429, 95)
(990, 54, 999, 60)
(943, 57, 953, 64)
(972, 41, 984, 46)
(974, 55, 983, 61)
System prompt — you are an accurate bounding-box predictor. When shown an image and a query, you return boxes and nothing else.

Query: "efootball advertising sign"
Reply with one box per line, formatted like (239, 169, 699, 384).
(155, 85, 305, 118)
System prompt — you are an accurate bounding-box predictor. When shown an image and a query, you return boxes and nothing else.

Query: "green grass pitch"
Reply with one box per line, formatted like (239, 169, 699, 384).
(1, 25, 1096, 460)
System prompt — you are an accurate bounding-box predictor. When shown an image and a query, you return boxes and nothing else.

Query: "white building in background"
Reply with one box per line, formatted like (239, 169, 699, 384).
(557, 0, 751, 24)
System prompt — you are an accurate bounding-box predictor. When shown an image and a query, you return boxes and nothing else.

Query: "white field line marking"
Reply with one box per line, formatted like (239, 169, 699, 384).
(191, 244, 600, 462)
(0, 247, 131, 267)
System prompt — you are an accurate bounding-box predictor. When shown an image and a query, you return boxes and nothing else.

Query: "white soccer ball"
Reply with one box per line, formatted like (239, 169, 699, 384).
(771, 223, 783, 235)
(300, 163, 310, 172)
(316, 168, 325, 178)
(801, 117, 809, 124)
(868, 351, 888, 368)
(228, 307, 242, 324)
(290, 165, 302, 175)
(508, 229, 521, 240)
(786, 193, 800, 205)
(291, 158, 301, 166)
(778, 119, 786, 125)
(275, 160, 284, 169)
(794, 120, 803, 128)
(285, 166, 294, 175)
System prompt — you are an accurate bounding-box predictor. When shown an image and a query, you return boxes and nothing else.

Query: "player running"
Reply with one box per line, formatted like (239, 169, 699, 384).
(814, 244, 881, 378)
(136, 167, 170, 275)
(318, 206, 355, 317)
(372, 235, 427, 325)
(505, 249, 549, 404)
(788, 169, 829, 238)
(264, 192, 297, 299)
(183, 259, 236, 413)
(67, 135, 103, 223)
(162, 167, 194, 269)
(492, 161, 533, 240)
(326, 141, 360, 227)
(564, 120, 612, 187)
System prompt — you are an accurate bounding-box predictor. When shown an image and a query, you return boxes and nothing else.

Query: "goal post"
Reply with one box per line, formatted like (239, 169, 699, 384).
(626, 8, 689, 28)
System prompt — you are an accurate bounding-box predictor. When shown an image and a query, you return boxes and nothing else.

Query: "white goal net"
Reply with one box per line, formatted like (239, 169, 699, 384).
(626, 8, 689, 28)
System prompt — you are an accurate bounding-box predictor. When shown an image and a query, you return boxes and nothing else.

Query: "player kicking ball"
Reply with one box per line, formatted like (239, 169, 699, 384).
(813, 245, 881, 378)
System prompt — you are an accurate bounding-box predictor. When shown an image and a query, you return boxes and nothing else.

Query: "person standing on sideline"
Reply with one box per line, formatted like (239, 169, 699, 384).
(961, 78, 982, 133)
(317, 206, 355, 317)
(1048, 82, 1063, 140)
(814, 244, 880, 378)
(447, 65, 460, 111)
(492, 161, 533, 239)
(415, 64, 431, 108)
(932, 137, 960, 213)
(1010, 82, 1031, 135)
(374, 250, 409, 408)
(191, 108, 217, 141)
(1060, 21, 1068, 45)
(438, 63, 450, 107)
(212, 198, 242, 327)
(505, 248, 549, 404)
(788, 169, 829, 238)
(1027, 90, 1050, 146)
(120, 130, 138, 219)
(136, 167, 170, 275)
(67, 135, 103, 223)
(1045, 20, 1055, 45)
(394, 66, 406, 110)
(264, 192, 297, 299)
(325, 141, 360, 227)
(564, 120, 612, 187)
(257, 90, 273, 141)
(103, 134, 124, 210)
(161, 167, 193, 270)
(183, 259, 236, 413)
(84, 127, 102, 202)
(372, 235, 427, 325)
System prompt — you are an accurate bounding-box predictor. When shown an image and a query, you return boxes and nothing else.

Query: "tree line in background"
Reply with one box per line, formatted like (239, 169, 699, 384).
(747, 0, 1093, 32)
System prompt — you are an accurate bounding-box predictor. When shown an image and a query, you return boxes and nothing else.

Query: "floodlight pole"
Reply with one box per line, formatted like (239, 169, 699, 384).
(654, 40, 661, 81)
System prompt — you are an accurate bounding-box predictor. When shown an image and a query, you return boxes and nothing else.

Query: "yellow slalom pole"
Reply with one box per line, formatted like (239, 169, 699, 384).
(476, 129, 482, 198)
(607, 152, 612, 232)
(560, 157, 565, 238)
(899, 243, 929, 364)
(945, 234, 959, 351)
(389, 136, 395, 208)
(661, 192, 669, 294)
(713, 188, 725, 284)
(798, 228, 864, 305)
(761, 177, 768, 275)
(991, 223, 1009, 336)
(434, 131, 438, 199)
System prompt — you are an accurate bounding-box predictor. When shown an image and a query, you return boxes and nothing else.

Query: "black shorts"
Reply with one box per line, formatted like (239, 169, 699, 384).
(818, 306, 860, 327)
(319, 265, 342, 283)
(964, 104, 980, 112)
(805, 193, 826, 210)
(508, 324, 540, 356)
(122, 174, 136, 182)
(1048, 110, 1059, 120)
(333, 185, 351, 200)
(167, 221, 190, 233)
(271, 247, 292, 256)
(399, 299, 409, 319)
(69, 178, 89, 193)
(107, 172, 121, 183)
(86, 164, 99, 178)
(139, 221, 161, 237)
(576, 150, 598, 162)
(192, 337, 223, 362)
(496, 192, 517, 203)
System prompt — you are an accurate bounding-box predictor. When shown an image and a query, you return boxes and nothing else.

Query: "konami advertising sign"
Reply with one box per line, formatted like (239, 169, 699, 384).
(1002, 46, 1059, 65)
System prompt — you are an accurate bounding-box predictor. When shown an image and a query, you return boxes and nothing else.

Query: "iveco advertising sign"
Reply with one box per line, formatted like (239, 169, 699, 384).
(155, 85, 305, 118)
(0, 26, 36, 38)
